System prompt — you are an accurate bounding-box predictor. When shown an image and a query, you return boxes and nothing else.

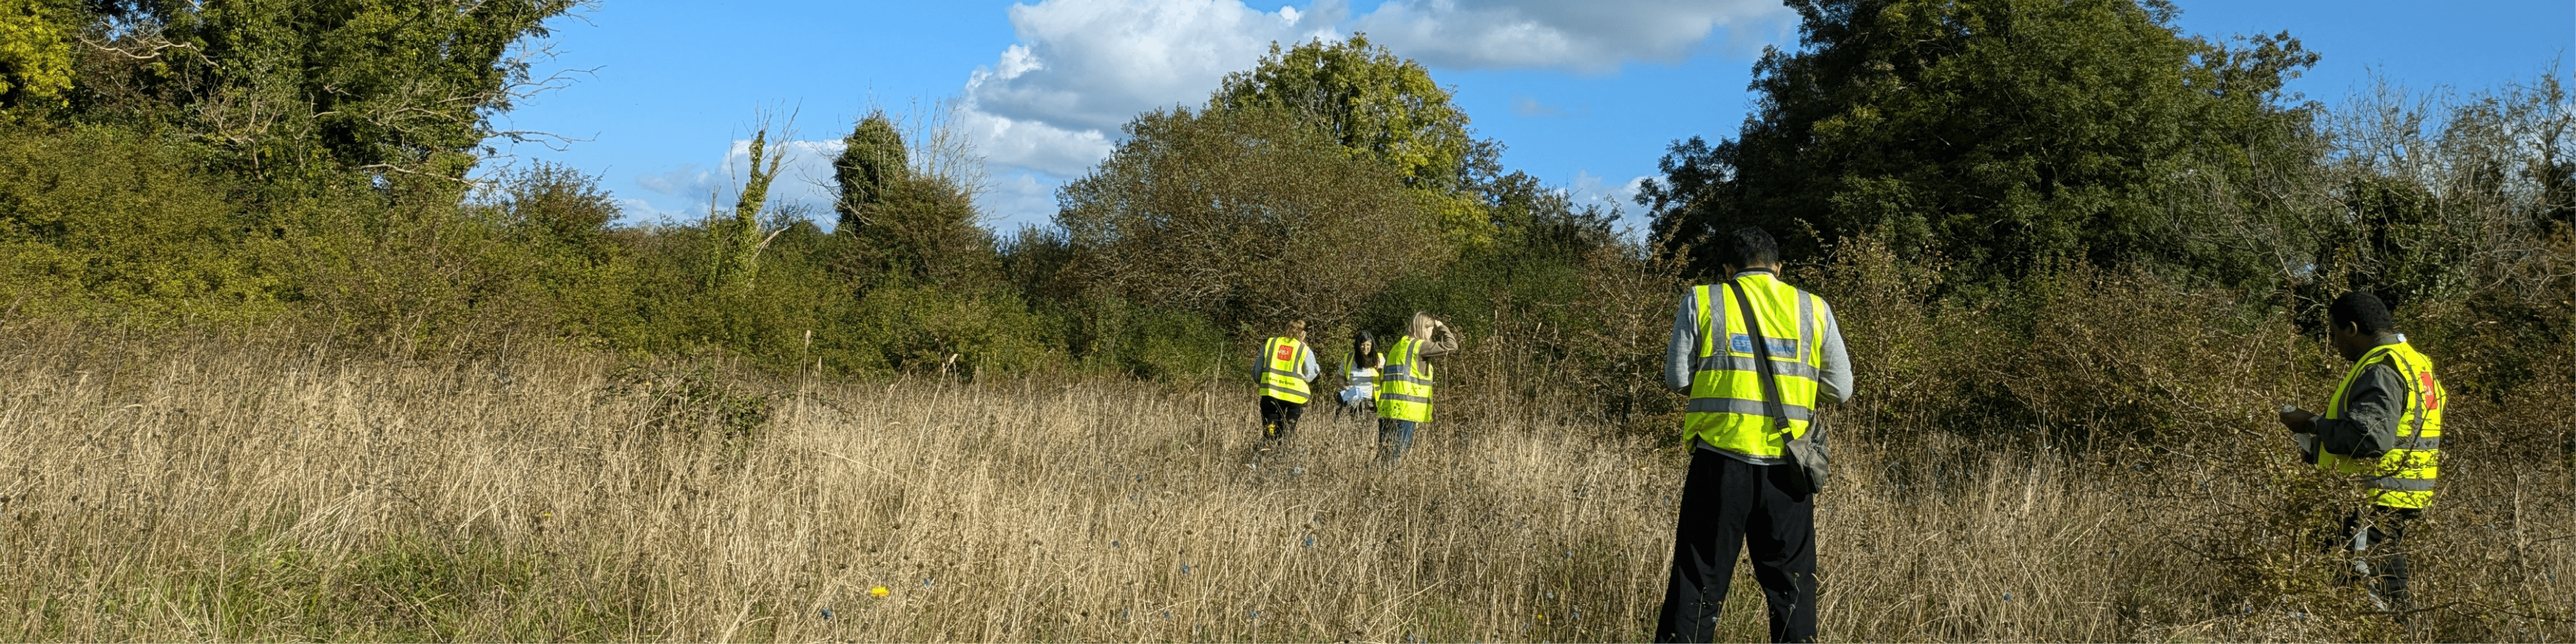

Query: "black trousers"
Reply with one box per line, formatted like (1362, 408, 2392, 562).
(2332, 506, 2420, 612)
(1656, 449, 1817, 643)
(1257, 396, 1304, 443)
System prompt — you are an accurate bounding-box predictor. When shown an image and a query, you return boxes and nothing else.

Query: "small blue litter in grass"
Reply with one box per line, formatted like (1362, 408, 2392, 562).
(1121, 609, 1128, 619)
(1181, 564, 1191, 574)
(2004, 593, 2013, 601)
(1112, 540, 1121, 548)
(819, 608, 834, 620)
(1249, 609, 1260, 619)
(1304, 537, 1314, 547)
(922, 577, 934, 587)
(1571, 609, 1581, 620)
(1162, 611, 1170, 619)
(1562, 550, 1571, 559)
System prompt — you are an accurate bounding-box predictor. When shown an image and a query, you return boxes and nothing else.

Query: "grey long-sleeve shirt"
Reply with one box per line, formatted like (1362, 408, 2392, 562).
(1664, 270, 1854, 462)
(2311, 335, 2408, 460)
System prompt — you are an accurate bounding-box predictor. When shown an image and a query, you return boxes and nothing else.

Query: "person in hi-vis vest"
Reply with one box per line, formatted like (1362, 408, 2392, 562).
(2279, 290, 2446, 614)
(1655, 227, 1851, 644)
(1335, 331, 1385, 418)
(1256, 320, 1320, 451)
(1377, 311, 1458, 464)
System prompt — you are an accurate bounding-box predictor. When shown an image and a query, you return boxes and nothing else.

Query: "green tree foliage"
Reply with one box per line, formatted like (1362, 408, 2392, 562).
(1056, 106, 1448, 330)
(1211, 34, 1503, 248)
(69, 0, 580, 182)
(1643, 0, 2321, 286)
(0, 0, 74, 109)
(0, 124, 284, 320)
(709, 129, 784, 289)
(828, 111, 995, 288)
(832, 111, 907, 229)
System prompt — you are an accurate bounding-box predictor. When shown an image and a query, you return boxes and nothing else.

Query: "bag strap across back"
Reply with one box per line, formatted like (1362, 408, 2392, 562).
(1724, 276, 1794, 434)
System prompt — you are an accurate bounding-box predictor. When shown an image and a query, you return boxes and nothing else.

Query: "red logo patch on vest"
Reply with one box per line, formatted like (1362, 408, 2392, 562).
(2419, 372, 2441, 410)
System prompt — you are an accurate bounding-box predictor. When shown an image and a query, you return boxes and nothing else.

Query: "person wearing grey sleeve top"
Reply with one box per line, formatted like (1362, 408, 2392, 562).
(1664, 274, 1855, 452)
(1254, 344, 1322, 383)
(1652, 227, 1844, 644)
(1254, 320, 1322, 451)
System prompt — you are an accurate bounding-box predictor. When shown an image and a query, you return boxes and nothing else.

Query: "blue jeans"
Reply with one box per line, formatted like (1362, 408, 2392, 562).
(1377, 418, 1418, 462)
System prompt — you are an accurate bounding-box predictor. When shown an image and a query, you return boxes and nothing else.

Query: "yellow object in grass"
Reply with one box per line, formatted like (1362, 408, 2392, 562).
(869, 586, 891, 598)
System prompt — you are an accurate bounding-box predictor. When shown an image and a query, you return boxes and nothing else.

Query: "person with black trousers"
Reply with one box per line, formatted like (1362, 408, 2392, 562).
(1655, 227, 1853, 643)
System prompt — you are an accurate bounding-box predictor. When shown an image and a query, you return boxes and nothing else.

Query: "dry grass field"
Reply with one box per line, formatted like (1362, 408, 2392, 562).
(0, 321, 2569, 642)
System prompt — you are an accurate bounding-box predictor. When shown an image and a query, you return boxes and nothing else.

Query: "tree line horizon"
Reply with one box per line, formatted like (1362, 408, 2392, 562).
(0, 0, 2565, 426)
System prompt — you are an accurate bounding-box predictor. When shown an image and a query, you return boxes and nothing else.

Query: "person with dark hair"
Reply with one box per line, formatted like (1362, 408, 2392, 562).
(1334, 331, 1384, 417)
(1256, 320, 1319, 452)
(1655, 226, 1851, 643)
(2280, 290, 2447, 614)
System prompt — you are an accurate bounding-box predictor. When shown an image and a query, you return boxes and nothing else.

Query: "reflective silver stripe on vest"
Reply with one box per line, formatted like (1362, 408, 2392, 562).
(2398, 436, 2441, 451)
(1685, 397, 1816, 420)
(1692, 355, 1824, 381)
(1380, 371, 1433, 386)
(1795, 291, 1814, 361)
(1380, 392, 1432, 404)
(2363, 477, 2436, 492)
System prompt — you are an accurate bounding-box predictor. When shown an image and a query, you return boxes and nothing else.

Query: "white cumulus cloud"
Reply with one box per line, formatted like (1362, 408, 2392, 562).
(951, 0, 1790, 226)
(1570, 169, 1651, 211)
(632, 138, 854, 225)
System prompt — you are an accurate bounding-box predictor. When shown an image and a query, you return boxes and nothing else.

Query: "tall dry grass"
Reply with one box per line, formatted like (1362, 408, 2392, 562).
(0, 317, 2569, 642)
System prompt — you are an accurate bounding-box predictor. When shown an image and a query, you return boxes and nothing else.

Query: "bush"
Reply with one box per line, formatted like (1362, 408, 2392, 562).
(0, 123, 286, 322)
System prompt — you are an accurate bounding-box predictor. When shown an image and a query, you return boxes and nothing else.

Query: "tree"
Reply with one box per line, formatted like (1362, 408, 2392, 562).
(1644, 0, 2321, 286)
(709, 129, 783, 289)
(1211, 34, 1503, 248)
(0, 0, 73, 110)
(828, 111, 994, 287)
(1056, 106, 1448, 329)
(832, 111, 906, 231)
(66, 0, 583, 183)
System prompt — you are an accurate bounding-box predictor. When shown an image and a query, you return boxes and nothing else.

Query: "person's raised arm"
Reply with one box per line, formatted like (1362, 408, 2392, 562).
(1418, 321, 1462, 358)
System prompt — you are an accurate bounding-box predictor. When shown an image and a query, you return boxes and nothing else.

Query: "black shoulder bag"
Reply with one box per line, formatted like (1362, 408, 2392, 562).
(1725, 276, 1829, 496)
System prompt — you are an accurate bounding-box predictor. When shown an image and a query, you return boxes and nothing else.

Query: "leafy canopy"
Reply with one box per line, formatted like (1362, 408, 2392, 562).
(70, 0, 581, 182)
(0, 0, 74, 109)
(1211, 33, 1504, 248)
(1056, 106, 1449, 329)
(1644, 0, 2319, 286)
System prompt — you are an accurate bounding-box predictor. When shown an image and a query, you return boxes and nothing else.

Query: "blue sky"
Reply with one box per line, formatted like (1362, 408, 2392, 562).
(495, 0, 2574, 234)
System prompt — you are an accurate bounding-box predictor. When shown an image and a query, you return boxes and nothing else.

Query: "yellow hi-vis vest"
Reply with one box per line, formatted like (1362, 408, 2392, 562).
(1259, 337, 1312, 404)
(1683, 274, 1826, 459)
(1378, 336, 1434, 422)
(2318, 340, 2446, 509)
